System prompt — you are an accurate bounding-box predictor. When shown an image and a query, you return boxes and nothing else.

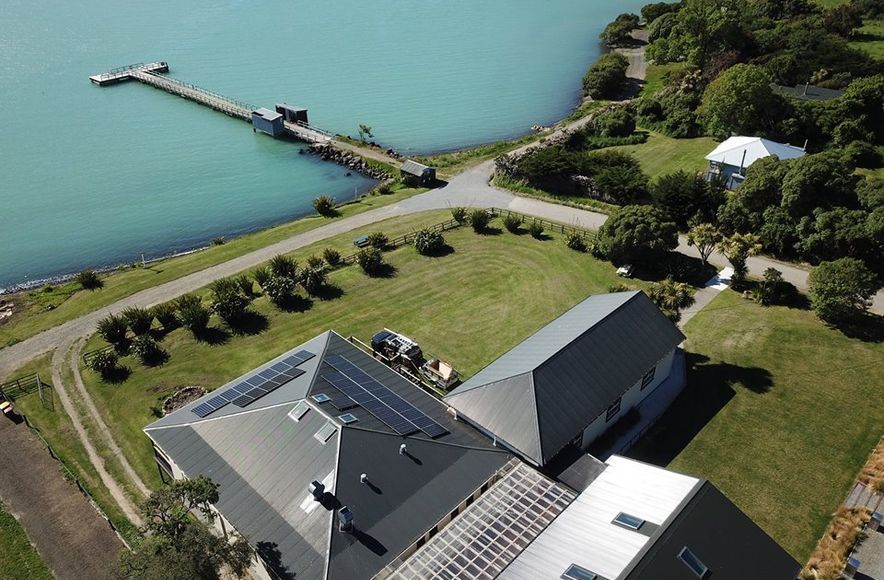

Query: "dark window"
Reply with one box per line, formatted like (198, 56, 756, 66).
(605, 397, 622, 422)
(613, 512, 644, 530)
(678, 547, 709, 578)
(641, 366, 656, 390)
(561, 564, 597, 580)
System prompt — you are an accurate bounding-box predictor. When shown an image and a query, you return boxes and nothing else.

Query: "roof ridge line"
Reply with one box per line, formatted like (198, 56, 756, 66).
(144, 398, 305, 431)
(342, 423, 511, 454)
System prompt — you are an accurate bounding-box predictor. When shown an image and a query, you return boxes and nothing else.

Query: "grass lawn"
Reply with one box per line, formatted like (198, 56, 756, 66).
(0, 186, 423, 349)
(0, 503, 52, 580)
(851, 17, 884, 60)
(76, 210, 636, 491)
(628, 290, 884, 561)
(607, 130, 719, 179)
(641, 62, 689, 98)
(9, 354, 141, 542)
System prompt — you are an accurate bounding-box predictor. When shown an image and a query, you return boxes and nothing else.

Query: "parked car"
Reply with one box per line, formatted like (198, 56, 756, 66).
(616, 264, 634, 278)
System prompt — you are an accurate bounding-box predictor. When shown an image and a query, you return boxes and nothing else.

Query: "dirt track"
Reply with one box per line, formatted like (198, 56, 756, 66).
(0, 417, 123, 580)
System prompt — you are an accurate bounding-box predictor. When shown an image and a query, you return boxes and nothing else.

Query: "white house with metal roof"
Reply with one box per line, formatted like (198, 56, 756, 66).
(704, 136, 806, 190)
(444, 291, 686, 467)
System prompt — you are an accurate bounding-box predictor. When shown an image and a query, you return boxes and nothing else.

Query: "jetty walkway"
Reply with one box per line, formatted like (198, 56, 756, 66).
(90, 62, 334, 145)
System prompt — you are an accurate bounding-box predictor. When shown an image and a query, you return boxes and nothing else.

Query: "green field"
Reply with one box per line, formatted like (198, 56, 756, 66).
(76, 210, 634, 490)
(0, 186, 422, 349)
(608, 131, 719, 180)
(852, 17, 884, 59)
(0, 503, 52, 580)
(629, 290, 884, 561)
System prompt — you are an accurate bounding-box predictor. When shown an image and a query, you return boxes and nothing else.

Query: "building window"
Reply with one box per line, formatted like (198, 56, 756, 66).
(678, 546, 709, 578)
(612, 512, 645, 530)
(605, 397, 622, 422)
(641, 366, 656, 390)
(561, 563, 597, 580)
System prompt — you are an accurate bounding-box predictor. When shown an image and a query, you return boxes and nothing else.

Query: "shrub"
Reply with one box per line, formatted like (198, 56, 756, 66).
(501, 213, 523, 233)
(413, 228, 446, 255)
(313, 195, 337, 217)
(468, 209, 491, 233)
(175, 294, 210, 335)
(600, 13, 640, 46)
(590, 107, 636, 137)
(122, 306, 154, 336)
(76, 270, 103, 290)
(564, 232, 587, 252)
(528, 221, 545, 239)
(322, 247, 342, 267)
(451, 207, 467, 224)
(377, 182, 393, 195)
(367, 232, 389, 250)
(97, 314, 129, 346)
(808, 258, 880, 323)
(597, 205, 678, 263)
(211, 237, 225, 246)
(582, 53, 629, 99)
(356, 247, 385, 274)
(306, 255, 325, 269)
(263, 275, 298, 306)
(151, 302, 179, 330)
(301, 267, 327, 295)
(269, 254, 298, 279)
(253, 266, 271, 289)
(755, 267, 785, 306)
(89, 350, 119, 379)
(233, 274, 254, 297)
(131, 334, 165, 366)
(211, 279, 251, 324)
(648, 277, 696, 322)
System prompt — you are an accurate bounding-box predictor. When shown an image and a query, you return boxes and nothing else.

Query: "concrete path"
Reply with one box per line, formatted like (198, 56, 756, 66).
(0, 417, 124, 580)
(679, 268, 733, 327)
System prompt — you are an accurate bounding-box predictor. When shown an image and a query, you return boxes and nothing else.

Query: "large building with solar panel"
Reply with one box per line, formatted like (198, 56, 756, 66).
(145, 296, 798, 580)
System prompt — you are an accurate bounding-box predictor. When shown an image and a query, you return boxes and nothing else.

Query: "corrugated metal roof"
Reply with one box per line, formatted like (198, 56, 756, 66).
(253, 107, 283, 121)
(446, 292, 685, 465)
(500, 456, 699, 580)
(704, 136, 806, 168)
(400, 159, 431, 176)
(145, 331, 510, 579)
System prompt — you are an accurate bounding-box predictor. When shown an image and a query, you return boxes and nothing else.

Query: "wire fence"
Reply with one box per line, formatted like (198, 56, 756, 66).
(0, 373, 53, 411)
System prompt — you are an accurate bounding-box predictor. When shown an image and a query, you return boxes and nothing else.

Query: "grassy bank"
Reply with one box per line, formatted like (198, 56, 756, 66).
(629, 290, 884, 560)
(492, 175, 618, 214)
(0, 503, 53, 580)
(76, 210, 634, 490)
(607, 130, 718, 179)
(0, 186, 422, 349)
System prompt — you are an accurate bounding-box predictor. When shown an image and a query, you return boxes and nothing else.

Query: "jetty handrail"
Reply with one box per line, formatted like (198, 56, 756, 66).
(136, 71, 257, 113)
(296, 122, 333, 137)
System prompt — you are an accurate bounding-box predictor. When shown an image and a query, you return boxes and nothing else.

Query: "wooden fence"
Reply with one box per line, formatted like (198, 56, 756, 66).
(488, 207, 597, 241)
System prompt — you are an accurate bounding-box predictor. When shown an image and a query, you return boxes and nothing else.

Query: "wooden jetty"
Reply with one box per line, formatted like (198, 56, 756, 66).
(89, 62, 331, 144)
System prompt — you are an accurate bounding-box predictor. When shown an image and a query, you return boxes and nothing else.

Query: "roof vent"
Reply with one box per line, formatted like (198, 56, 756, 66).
(308, 480, 324, 501)
(338, 506, 354, 533)
(360, 473, 368, 484)
(399, 443, 407, 455)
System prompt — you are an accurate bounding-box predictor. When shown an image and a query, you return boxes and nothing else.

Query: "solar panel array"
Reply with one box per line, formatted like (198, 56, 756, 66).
(192, 350, 315, 418)
(323, 354, 449, 438)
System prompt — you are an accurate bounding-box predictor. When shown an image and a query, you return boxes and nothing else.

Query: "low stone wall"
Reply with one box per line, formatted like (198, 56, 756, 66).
(307, 143, 391, 180)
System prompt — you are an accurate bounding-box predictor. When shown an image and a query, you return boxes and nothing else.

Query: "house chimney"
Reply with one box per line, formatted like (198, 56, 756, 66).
(399, 443, 407, 455)
(338, 506, 354, 533)
(360, 473, 368, 484)
(308, 480, 325, 501)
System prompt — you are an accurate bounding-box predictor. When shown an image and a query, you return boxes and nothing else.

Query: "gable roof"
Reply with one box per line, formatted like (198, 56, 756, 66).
(705, 136, 806, 169)
(444, 292, 685, 466)
(400, 159, 432, 176)
(145, 331, 510, 580)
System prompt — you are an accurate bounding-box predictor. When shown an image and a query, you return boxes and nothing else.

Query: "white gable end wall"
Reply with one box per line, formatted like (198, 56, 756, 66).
(580, 348, 676, 449)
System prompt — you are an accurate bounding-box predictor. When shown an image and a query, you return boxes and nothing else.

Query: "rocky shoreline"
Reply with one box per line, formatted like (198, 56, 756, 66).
(306, 143, 392, 180)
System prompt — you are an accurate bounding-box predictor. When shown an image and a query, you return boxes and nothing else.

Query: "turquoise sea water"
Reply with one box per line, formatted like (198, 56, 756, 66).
(0, 0, 645, 288)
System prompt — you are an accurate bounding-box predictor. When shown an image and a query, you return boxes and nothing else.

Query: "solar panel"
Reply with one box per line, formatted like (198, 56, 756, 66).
(283, 349, 315, 367)
(323, 355, 449, 438)
(232, 368, 305, 407)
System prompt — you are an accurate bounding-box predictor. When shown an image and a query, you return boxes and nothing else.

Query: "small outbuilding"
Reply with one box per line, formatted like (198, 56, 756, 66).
(251, 107, 284, 137)
(705, 136, 806, 190)
(774, 83, 844, 102)
(400, 159, 436, 187)
(276, 103, 309, 124)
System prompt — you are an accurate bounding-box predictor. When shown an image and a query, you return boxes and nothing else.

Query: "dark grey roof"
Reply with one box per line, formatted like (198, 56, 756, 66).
(774, 83, 844, 101)
(400, 159, 432, 176)
(622, 482, 800, 579)
(145, 331, 510, 580)
(445, 291, 685, 466)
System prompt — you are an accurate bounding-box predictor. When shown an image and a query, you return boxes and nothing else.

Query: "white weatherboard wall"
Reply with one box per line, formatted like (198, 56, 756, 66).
(501, 456, 699, 580)
(580, 348, 676, 449)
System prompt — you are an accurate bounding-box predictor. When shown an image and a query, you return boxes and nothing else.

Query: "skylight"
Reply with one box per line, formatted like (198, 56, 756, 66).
(678, 546, 709, 578)
(612, 511, 644, 530)
(314, 421, 337, 444)
(338, 413, 358, 424)
(311, 393, 331, 403)
(288, 401, 309, 422)
(561, 563, 597, 580)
